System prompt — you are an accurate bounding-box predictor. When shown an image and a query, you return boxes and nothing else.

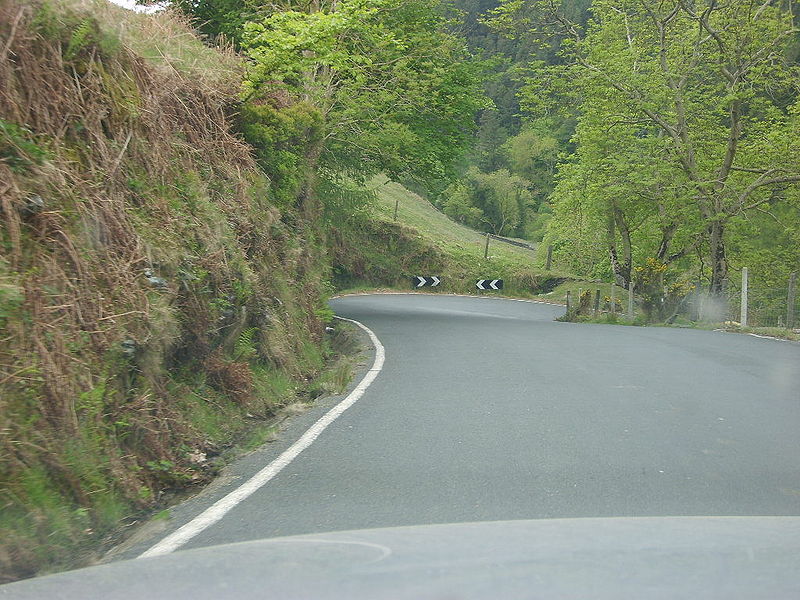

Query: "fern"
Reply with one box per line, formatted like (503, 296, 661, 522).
(233, 327, 258, 361)
(65, 19, 93, 61)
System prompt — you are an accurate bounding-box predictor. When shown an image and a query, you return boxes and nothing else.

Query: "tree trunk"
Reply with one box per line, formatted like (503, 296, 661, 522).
(708, 219, 727, 295)
(607, 205, 632, 288)
(609, 246, 631, 288)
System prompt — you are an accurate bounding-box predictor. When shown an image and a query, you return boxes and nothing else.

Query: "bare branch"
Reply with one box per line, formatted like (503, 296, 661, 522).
(737, 174, 800, 211)
(730, 166, 772, 174)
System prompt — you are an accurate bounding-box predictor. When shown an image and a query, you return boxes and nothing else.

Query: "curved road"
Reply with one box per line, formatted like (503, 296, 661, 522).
(122, 294, 800, 557)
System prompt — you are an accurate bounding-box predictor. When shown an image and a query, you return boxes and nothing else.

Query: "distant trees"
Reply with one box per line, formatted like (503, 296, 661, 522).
(442, 167, 533, 237)
(436, 0, 589, 243)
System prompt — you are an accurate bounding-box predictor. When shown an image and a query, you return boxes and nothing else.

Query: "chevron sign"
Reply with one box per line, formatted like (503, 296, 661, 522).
(476, 279, 503, 290)
(413, 276, 441, 288)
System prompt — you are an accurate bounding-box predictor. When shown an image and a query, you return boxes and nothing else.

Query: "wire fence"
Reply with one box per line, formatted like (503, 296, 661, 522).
(679, 270, 798, 330)
(561, 269, 799, 331)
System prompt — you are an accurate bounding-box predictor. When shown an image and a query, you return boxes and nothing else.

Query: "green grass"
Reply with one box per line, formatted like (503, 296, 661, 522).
(656, 322, 800, 341)
(64, 0, 242, 87)
(370, 176, 543, 269)
(729, 326, 800, 341)
(240, 424, 280, 453)
(333, 177, 572, 297)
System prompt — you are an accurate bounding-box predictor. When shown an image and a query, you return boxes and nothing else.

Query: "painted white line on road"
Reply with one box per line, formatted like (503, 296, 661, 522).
(747, 333, 791, 342)
(138, 316, 385, 559)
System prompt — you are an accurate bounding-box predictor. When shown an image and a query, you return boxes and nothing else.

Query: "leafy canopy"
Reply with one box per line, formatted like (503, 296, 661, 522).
(241, 0, 489, 187)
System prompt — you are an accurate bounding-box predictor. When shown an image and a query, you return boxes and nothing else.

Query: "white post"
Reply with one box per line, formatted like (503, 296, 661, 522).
(740, 267, 748, 327)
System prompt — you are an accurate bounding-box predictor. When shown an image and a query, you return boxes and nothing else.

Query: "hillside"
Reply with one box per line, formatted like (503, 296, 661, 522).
(374, 178, 539, 265)
(329, 177, 568, 297)
(0, 0, 338, 581)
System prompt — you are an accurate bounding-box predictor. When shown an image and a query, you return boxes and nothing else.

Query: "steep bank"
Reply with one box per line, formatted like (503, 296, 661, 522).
(330, 178, 568, 296)
(0, 0, 331, 580)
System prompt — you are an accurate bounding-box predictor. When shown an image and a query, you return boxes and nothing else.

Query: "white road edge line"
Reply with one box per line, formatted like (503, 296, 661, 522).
(137, 316, 385, 559)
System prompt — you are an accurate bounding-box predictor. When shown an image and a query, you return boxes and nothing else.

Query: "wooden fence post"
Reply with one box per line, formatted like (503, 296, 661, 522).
(692, 280, 702, 321)
(787, 272, 797, 330)
(721, 278, 729, 321)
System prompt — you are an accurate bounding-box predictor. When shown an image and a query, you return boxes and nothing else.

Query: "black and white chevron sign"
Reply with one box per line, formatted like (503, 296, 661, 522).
(413, 276, 441, 288)
(476, 279, 503, 290)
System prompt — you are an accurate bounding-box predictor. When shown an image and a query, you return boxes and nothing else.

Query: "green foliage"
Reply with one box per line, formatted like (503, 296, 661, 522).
(65, 18, 94, 60)
(241, 0, 488, 189)
(317, 170, 376, 226)
(473, 108, 510, 172)
(33, 3, 120, 59)
(0, 259, 24, 328)
(142, 0, 256, 46)
(234, 327, 258, 361)
(0, 119, 49, 172)
(498, 0, 800, 315)
(441, 180, 485, 228)
(431, 0, 590, 246)
(502, 116, 572, 203)
(441, 167, 533, 237)
(237, 99, 323, 207)
(0, 283, 24, 327)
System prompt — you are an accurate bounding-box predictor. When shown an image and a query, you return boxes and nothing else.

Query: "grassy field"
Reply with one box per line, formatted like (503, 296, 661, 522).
(342, 177, 571, 298)
(370, 177, 541, 267)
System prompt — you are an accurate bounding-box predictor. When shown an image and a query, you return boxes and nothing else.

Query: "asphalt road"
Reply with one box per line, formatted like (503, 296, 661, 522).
(121, 293, 800, 558)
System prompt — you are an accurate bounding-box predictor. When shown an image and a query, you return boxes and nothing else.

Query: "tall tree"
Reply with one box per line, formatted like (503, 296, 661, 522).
(494, 0, 800, 295)
(242, 0, 488, 189)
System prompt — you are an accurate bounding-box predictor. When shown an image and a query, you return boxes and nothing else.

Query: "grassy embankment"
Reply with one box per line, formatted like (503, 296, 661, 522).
(0, 0, 358, 581)
(331, 176, 575, 297)
(331, 176, 630, 306)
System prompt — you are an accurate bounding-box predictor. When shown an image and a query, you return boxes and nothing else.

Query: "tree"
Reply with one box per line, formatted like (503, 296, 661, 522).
(441, 166, 533, 235)
(502, 116, 567, 207)
(241, 0, 488, 189)
(441, 179, 485, 227)
(474, 108, 510, 172)
(494, 0, 800, 296)
(138, 0, 256, 44)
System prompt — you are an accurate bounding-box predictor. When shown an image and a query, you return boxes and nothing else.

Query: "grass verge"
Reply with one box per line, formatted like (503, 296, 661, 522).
(331, 177, 573, 297)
